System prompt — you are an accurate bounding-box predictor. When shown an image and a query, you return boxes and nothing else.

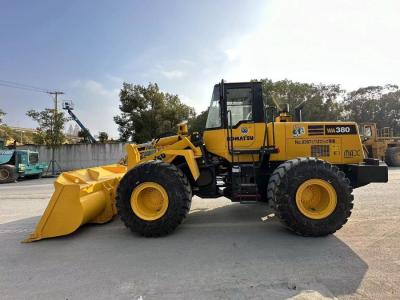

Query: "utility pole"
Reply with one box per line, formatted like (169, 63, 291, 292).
(48, 91, 64, 113)
(47, 91, 64, 176)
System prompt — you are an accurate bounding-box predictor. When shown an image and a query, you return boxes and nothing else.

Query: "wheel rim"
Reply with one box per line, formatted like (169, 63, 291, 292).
(295, 179, 337, 220)
(130, 182, 169, 221)
(0, 169, 10, 180)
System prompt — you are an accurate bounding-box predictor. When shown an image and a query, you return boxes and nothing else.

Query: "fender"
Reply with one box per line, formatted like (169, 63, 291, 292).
(125, 137, 202, 180)
(162, 149, 200, 180)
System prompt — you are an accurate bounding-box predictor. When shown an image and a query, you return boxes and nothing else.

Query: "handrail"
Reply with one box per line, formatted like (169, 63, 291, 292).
(227, 110, 234, 156)
(262, 106, 269, 148)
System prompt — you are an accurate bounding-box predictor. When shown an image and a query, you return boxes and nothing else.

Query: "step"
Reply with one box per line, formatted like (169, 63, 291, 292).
(239, 183, 257, 187)
(233, 193, 261, 199)
(230, 149, 261, 155)
(239, 200, 258, 204)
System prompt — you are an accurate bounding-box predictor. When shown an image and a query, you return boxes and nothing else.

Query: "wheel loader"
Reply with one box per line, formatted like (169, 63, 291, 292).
(359, 123, 400, 166)
(24, 80, 388, 242)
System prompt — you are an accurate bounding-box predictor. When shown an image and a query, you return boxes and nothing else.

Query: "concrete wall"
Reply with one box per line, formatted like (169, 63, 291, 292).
(18, 143, 126, 171)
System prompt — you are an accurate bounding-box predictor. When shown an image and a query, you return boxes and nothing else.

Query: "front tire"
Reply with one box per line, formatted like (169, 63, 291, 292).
(0, 165, 18, 184)
(267, 157, 354, 236)
(116, 161, 192, 237)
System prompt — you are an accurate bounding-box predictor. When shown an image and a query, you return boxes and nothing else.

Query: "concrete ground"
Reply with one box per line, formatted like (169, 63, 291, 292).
(0, 169, 399, 300)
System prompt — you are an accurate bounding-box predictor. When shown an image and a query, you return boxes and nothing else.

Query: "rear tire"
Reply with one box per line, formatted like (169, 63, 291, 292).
(116, 161, 192, 237)
(384, 147, 400, 167)
(0, 164, 18, 184)
(267, 157, 354, 236)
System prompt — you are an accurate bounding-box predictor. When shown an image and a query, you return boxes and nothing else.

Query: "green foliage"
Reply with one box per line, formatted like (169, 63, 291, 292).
(77, 130, 92, 143)
(26, 109, 67, 146)
(113, 80, 400, 139)
(188, 109, 208, 133)
(98, 131, 109, 143)
(343, 85, 400, 134)
(0, 125, 36, 145)
(261, 79, 344, 121)
(114, 82, 195, 143)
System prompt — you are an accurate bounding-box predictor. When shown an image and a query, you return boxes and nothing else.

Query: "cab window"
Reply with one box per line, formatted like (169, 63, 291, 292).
(226, 87, 252, 126)
(205, 87, 221, 129)
(364, 126, 372, 137)
(29, 153, 39, 164)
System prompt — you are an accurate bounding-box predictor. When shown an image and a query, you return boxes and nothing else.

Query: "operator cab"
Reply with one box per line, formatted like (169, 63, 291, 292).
(203, 80, 278, 161)
(202, 81, 277, 201)
(205, 81, 265, 130)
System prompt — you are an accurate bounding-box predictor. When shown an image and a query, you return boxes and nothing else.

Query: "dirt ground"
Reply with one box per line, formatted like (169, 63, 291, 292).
(0, 168, 399, 299)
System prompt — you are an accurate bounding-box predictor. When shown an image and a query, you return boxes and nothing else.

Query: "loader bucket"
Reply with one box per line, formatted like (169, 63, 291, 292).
(23, 164, 127, 242)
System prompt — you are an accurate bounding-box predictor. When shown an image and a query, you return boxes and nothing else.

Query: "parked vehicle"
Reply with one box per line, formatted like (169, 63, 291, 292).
(359, 123, 400, 166)
(0, 142, 48, 183)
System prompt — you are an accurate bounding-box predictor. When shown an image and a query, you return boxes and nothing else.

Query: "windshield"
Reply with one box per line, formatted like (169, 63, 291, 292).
(364, 126, 372, 137)
(205, 87, 221, 129)
(226, 87, 252, 126)
(29, 152, 39, 164)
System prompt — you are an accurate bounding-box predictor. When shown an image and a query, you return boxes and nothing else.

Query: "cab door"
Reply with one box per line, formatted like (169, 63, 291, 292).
(203, 82, 264, 161)
(226, 86, 255, 148)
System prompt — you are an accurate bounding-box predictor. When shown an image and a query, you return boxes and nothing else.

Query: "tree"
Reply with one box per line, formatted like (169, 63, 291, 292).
(343, 85, 400, 134)
(0, 108, 5, 124)
(26, 109, 67, 146)
(188, 109, 208, 133)
(98, 131, 109, 143)
(114, 82, 195, 143)
(78, 130, 92, 143)
(261, 79, 344, 121)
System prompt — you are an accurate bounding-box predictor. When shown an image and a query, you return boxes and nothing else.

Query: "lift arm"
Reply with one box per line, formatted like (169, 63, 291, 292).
(64, 107, 97, 144)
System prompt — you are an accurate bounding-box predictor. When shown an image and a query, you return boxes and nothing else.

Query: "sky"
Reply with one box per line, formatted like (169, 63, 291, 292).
(1, 0, 399, 138)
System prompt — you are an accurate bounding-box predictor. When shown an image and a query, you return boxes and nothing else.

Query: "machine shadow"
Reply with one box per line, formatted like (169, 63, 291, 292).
(2, 203, 368, 299)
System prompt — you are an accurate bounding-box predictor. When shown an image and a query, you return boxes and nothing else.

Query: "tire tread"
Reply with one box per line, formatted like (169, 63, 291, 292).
(267, 157, 354, 236)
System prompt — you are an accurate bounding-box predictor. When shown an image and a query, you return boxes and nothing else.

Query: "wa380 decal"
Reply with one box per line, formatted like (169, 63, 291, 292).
(325, 125, 357, 135)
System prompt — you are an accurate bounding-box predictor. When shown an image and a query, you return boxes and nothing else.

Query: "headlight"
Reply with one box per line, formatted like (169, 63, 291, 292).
(18, 164, 26, 171)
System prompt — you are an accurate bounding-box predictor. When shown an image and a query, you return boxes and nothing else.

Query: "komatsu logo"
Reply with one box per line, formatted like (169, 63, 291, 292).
(227, 136, 254, 141)
(240, 127, 249, 135)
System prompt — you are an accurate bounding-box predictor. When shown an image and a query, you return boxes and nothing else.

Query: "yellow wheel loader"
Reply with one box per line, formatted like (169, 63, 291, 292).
(24, 80, 388, 242)
(359, 123, 400, 166)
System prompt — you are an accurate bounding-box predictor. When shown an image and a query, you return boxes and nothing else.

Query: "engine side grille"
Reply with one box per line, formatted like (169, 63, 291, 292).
(311, 145, 330, 157)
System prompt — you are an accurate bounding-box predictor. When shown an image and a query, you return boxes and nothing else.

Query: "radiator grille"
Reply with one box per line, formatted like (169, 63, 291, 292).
(311, 145, 330, 157)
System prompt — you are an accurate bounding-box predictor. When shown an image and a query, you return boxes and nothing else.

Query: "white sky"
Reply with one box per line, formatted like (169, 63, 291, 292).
(222, 0, 400, 90)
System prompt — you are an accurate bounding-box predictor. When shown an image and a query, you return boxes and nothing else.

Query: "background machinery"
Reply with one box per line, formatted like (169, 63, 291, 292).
(0, 140, 48, 183)
(25, 81, 388, 242)
(62, 101, 97, 144)
(359, 123, 400, 166)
